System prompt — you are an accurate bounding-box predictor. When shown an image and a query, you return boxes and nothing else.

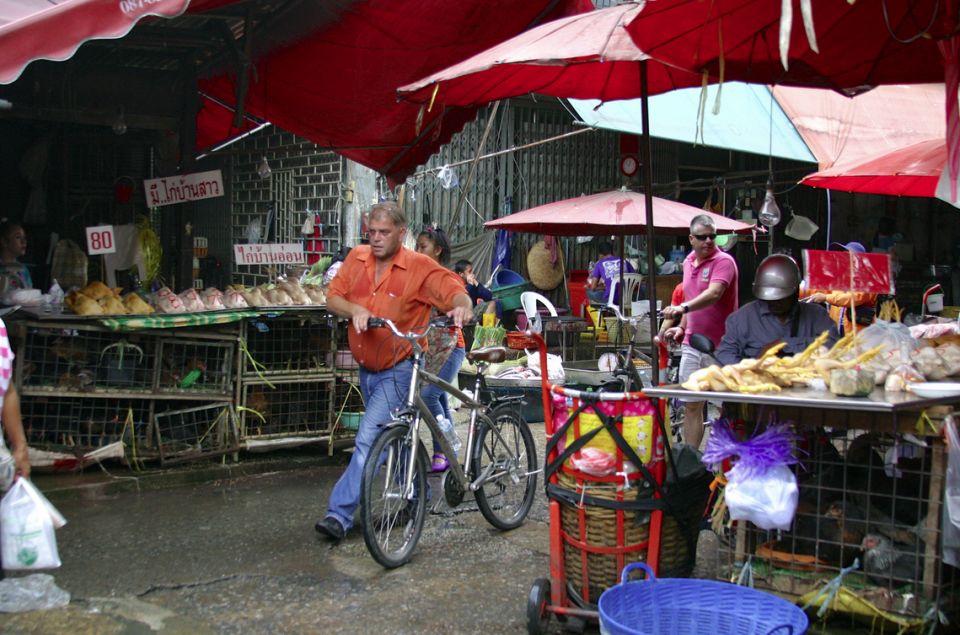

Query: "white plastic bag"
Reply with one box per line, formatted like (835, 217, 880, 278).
(945, 415, 960, 530)
(723, 463, 799, 531)
(525, 351, 565, 383)
(1, 478, 66, 570)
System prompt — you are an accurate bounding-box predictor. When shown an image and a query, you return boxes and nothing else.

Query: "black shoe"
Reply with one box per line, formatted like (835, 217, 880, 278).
(315, 516, 346, 540)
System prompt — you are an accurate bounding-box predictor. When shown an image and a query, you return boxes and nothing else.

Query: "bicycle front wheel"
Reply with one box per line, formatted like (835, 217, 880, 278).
(360, 424, 428, 568)
(472, 405, 538, 530)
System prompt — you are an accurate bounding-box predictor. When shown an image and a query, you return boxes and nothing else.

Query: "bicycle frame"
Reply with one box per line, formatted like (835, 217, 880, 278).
(385, 322, 527, 497)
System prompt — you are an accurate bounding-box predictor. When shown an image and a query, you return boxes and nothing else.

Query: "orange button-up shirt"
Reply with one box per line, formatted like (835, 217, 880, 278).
(328, 245, 467, 371)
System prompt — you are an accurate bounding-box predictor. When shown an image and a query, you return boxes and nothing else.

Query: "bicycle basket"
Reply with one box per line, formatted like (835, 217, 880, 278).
(599, 563, 809, 635)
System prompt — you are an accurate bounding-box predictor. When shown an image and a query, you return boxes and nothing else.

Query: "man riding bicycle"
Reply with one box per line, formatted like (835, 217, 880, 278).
(317, 201, 473, 540)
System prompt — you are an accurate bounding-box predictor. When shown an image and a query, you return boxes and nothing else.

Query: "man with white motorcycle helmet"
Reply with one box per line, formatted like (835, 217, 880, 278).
(715, 254, 838, 366)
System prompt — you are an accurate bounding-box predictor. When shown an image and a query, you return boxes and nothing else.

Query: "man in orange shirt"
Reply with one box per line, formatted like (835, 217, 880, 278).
(317, 201, 473, 540)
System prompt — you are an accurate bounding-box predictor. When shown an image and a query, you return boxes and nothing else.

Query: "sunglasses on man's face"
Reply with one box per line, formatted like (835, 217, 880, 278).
(691, 233, 717, 242)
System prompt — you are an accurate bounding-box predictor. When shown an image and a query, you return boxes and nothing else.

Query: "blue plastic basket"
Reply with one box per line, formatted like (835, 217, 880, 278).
(598, 563, 808, 635)
(492, 268, 526, 288)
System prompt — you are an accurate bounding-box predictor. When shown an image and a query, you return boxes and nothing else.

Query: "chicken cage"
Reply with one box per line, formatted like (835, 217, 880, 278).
(239, 311, 335, 378)
(711, 416, 958, 632)
(154, 402, 241, 465)
(239, 376, 336, 439)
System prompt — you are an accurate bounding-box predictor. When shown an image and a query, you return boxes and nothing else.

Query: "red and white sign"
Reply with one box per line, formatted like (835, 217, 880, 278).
(234, 243, 306, 266)
(85, 225, 116, 255)
(144, 170, 224, 208)
(803, 250, 894, 294)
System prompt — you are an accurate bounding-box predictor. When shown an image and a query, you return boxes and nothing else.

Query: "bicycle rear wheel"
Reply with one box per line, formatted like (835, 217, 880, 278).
(472, 405, 538, 530)
(360, 424, 428, 568)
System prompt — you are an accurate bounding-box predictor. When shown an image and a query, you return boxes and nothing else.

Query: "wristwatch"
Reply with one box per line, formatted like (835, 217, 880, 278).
(681, 303, 690, 314)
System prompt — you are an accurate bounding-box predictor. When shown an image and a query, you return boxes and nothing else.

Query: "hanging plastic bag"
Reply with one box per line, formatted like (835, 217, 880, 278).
(1, 478, 66, 570)
(703, 419, 799, 531)
(945, 415, 960, 530)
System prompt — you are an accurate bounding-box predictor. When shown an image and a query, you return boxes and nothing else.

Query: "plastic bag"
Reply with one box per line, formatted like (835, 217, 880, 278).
(724, 463, 799, 531)
(46, 280, 64, 307)
(946, 415, 960, 530)
(525, 351, 564, 383)
(0, 437, 13, 493)
(570, 447, 617, 477)
(703, 418, 799, 531)
(0, 573, 70, 612)
(1, 478, 66, 570)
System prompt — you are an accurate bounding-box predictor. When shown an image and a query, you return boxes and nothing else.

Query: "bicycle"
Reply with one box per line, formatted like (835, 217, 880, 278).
(359, 316, 539, 568)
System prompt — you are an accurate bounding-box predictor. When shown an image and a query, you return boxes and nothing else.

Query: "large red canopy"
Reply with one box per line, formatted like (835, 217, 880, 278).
(624, 0, 954, 91)
(1, 0, 591, 184)
(800, 138, 946, 198)
(196, 0, 592, 184)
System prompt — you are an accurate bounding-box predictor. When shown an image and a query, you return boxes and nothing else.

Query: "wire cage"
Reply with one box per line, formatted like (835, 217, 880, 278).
(16, 323, 158, 393)
(155, 337, 234, 395)
(19, 395, 158, 459)
(239, 377, 335, 440)
(240, 312, 335, 378)
(154, 402, 240, 465)
(332, 370, 363, 435)
(711, 421, 959, 629)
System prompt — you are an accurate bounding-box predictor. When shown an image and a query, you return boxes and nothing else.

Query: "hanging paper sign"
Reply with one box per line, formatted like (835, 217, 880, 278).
(234, 243, 306, 266)
(802, 250, 894, 294)
(144, 170, 224, 207)
(85, 225, 116, 255)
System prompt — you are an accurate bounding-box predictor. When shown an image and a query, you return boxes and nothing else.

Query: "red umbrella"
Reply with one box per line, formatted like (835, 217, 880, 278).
(398, 3, 702, 105)
(800, 138, 947, 198)
(623, 0, 954, 91)
(484, 189, 754, 236)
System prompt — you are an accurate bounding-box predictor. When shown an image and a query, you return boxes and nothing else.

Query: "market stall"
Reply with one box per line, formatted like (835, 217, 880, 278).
(8, 301, 344, 467)
(645, 322, 960, 627)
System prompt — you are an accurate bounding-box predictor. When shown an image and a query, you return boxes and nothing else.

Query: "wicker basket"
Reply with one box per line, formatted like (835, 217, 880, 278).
(557, 471, 697, 605)
(604, 317, 635, 344)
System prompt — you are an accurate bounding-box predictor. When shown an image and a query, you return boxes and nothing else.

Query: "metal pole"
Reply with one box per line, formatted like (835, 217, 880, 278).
(640, 60, 659, 386)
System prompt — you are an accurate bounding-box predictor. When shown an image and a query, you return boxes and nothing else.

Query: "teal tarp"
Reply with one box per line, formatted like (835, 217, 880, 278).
(570, 83, 815, 163)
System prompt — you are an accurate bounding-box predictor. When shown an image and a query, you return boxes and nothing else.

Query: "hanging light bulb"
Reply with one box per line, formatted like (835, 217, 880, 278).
(758, 177, 781, 227)
(257, 156, 272, 180)
(112, 106, 127, 136)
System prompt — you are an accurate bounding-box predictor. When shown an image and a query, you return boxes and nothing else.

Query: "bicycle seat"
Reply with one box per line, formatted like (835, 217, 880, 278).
(467, 346, 508, 364)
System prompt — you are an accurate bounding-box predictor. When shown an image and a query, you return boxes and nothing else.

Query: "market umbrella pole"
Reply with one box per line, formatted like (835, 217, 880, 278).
(641, 60, 659, 386)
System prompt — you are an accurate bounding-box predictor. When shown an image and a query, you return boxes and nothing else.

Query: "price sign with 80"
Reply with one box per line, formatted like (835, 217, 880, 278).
(86, 225, 117, 255)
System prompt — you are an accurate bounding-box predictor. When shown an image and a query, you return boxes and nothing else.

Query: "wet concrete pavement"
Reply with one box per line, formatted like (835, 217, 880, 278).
(0, 421, 858, 635)
(0, 421, 569, 635)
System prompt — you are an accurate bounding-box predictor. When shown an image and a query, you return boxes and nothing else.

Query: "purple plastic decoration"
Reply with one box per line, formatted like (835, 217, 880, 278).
(702, 418, 799, 478)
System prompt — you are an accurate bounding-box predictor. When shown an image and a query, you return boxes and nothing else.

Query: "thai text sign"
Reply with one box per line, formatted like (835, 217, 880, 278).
(234, 243, 306, 266)
(85, 225, 117, 255)
(144, 170, 224, 207)
(802, 250, 894, 294)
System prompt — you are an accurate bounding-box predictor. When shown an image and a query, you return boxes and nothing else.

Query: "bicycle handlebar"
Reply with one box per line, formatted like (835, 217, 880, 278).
(604, 303, 663, 325)
(367, 315, 462, 342)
